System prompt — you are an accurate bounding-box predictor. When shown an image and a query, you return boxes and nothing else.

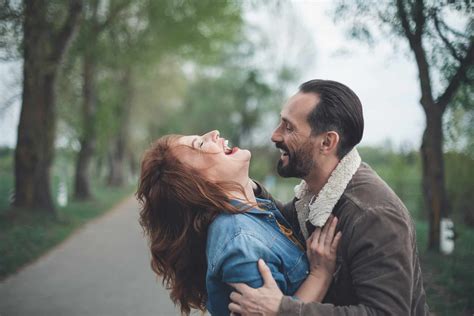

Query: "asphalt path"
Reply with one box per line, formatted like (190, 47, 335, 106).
(0, 197, 194, 316)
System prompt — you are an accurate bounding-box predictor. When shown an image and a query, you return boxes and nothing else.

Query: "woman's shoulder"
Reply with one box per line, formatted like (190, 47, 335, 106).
(206, 212, 265, 256)
(208, 212, 253, 238)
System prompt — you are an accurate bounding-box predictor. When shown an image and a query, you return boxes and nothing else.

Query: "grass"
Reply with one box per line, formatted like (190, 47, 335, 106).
(416, 222, 474, 315)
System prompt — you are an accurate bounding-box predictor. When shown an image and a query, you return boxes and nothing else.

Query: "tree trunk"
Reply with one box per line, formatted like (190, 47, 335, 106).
(14, 1, 82, 212)
(421, 105, 448, 251)
(74, 54, 97, 200)
(107, 68, 133, 187)
(107, 140, 126, 187)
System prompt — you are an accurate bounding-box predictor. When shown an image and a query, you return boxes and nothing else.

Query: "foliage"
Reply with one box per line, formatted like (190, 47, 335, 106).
(445, 152, 474, 225)
(359, 146, 424, 218)
(0, 147, 13, 213)
(0, 0, 23, 60)
(332, 0, 473, 251)
(358, 146, 474, 226)
(444, 76, 474, 156)
(416, 221, 474, 314)
(333, 0, 473, 80)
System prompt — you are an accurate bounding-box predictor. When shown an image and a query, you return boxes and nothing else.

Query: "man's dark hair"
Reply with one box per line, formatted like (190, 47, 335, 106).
(299, 79, 364, 159)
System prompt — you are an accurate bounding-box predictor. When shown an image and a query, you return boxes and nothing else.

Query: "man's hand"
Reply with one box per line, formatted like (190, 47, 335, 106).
(228, 259, 283, 316)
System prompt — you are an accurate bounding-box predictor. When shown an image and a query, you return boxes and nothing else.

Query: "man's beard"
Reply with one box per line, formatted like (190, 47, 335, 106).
(276, 141, 314, 178)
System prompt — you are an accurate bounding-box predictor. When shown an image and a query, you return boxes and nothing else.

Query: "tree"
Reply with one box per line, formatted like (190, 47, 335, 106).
(334, 0, 473, 251)
(12, 0, 83, 213)
(67, 0, 244, 191)
(72, 0, 131, 198)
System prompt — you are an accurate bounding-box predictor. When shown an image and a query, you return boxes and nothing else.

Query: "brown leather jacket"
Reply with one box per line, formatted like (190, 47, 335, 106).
(257, 163, 429, 315)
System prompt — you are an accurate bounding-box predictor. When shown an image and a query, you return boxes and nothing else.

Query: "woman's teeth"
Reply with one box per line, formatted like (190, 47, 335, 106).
(224, 140, 232, 154)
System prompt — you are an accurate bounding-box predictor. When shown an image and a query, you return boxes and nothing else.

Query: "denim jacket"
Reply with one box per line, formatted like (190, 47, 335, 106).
(205, 198, 309, 316)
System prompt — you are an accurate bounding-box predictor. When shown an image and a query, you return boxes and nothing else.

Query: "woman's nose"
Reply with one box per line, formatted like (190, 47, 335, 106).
(204, 130, 220, 142)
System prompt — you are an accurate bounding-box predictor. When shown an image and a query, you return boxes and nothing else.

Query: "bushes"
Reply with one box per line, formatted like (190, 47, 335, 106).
(358, 146, 424, 219)
(445, 152, 474, 226)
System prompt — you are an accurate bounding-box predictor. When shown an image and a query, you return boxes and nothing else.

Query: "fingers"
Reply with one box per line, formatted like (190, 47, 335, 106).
(308, 227, 321, 251)
(258, 259, 278, 288)
(325, 217, 338, 246)
(228, 282, 252, 294)
(308, 216, 340, 256)
(306, 229, 314, 250)
(331, 231, 342, 253)
(319, 214, 333, 244)
(230, 291, 242, 305)
(228, 302, 243, 314)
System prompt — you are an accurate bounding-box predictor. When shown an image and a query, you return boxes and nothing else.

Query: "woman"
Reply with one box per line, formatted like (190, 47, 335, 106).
(137, 130, 341, 315)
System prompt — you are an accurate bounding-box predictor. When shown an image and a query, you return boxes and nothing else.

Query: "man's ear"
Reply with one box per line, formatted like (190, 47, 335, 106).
(320, 131, 340, 155)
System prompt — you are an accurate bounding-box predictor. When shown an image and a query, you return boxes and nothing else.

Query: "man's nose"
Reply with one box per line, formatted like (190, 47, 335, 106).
(271, 127, 282, 143)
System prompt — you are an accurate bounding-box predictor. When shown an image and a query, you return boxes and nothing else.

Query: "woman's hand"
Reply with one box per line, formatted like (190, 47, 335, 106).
(292, 215, 342, 303)
(306, 216, 341, 280)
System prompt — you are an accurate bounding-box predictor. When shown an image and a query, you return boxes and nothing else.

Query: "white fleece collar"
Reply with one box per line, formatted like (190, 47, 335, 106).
(294, 148, 361, 231)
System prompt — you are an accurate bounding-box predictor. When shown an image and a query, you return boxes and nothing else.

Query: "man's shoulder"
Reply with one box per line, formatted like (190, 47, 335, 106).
(338, 162, 412, 224)
(345, 162, 406, 207)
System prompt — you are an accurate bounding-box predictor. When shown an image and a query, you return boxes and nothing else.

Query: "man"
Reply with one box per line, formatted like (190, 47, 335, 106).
(229, 80, 429, 315)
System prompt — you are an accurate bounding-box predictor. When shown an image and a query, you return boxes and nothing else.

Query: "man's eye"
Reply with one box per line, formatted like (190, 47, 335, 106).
(199, 140, 204, 148)
(285, 123, 293, 131)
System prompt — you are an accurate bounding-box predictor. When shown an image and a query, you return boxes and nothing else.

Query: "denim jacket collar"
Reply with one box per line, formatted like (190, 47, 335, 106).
(229, 197, 276, 216)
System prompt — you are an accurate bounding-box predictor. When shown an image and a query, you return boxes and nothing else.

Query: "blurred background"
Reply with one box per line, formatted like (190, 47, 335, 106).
(0, 0, 472, 315)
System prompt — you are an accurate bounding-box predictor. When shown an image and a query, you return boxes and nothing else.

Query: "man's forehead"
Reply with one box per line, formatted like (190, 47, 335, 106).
(281, 92, 319, 119)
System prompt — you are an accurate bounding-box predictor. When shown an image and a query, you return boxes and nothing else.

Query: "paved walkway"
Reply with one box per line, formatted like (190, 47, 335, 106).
(0, 197, 188, 316)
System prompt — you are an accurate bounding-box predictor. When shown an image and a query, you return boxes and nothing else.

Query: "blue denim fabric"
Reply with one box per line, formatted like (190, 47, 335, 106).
(206, 198, 309, 316)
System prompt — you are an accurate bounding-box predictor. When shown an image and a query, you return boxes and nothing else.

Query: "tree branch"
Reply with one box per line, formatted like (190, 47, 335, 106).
(396, 0, 416, 44)
(433, 11, 462, 62)
(397, 0, 434, 108)
(413, 0, 425, 40)
(97, 0, 130, 33)
(437, 40, 474, 111)
(439, 18, 470, 40)
(50, 0, 83, 64)
(0, 91, 20, 116)
(0, 0, 22, 21)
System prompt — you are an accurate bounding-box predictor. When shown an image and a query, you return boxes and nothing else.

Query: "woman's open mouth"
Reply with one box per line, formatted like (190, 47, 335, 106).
(223, 139, 238, 155)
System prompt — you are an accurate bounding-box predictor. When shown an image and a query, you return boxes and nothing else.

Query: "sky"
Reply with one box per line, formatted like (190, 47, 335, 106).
(0, 1, 425, 150)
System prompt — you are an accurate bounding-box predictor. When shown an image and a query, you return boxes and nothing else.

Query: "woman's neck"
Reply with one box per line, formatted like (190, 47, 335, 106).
(229, 177, 257, 204)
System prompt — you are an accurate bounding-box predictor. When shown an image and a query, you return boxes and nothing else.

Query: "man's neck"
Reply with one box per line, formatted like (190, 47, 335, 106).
(304, 157, 340, 196)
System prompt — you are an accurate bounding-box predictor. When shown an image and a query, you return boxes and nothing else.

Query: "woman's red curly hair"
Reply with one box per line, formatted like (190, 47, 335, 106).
(136, 135, 248, 315)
